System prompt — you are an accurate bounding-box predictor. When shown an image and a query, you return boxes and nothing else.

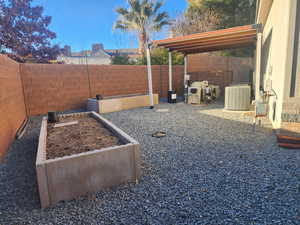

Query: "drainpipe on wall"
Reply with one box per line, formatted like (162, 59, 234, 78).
(255, 29, 263, 101)
(184, 55, 188, 103)
(146, 43, 154, 109)
(167, 51, 177, 103)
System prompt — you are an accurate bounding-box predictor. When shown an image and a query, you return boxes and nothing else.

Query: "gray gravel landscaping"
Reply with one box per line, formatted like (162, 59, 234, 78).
(1, 102, 300, 225)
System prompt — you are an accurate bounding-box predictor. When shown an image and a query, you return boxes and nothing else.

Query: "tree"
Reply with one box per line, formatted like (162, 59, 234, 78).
(170, 10, 219, 37)
(187, 0, 256, 29)
(178, 0, 256, 57)
(114, 0, 170, 55)
(111, 54, 134, 65)
(187, 0, 205, 9)
(201, 0, 256, 57)
(136, 47, 184, 65)
(0, 0, 60, 62)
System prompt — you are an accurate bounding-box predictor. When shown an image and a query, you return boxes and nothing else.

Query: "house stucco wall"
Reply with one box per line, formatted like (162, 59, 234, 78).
(290, 0, 300, 97)
(281, 0, 300, 134)
(257, 0, 294, 128)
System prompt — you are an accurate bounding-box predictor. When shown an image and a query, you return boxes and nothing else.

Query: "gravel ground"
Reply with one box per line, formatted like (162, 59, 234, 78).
(1, 102, 300, 225)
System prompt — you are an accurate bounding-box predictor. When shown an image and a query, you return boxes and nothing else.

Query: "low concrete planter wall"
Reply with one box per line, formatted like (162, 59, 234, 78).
(87, 94, 159, 113)
(36, 111, 140, 208)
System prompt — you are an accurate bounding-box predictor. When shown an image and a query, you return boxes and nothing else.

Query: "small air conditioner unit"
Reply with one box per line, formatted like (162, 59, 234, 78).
(225, 85, 251, 111)
(188, 87, 202, 104)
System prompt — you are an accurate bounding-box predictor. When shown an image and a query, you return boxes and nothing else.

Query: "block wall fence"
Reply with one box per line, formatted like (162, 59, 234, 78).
(21, 64, 184, 115)
(187, 53, 254, 84)
(0, 53, 253, 158)
(0, 55, 27, 158)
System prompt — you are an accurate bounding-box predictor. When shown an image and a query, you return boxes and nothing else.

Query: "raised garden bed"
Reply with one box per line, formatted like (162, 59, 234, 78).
(36, 111, 140, 208)
(87, 94, 159, 113)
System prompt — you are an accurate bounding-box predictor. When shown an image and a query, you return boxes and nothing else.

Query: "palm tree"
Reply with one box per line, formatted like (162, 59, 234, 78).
(114, 0, 170, 55)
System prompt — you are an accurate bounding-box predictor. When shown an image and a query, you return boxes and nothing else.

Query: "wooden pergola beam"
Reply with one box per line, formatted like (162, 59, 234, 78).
(173, 39, 255, 53)
(154, 24, 256, 46)
(168, 36, 256, 51)
(180, 42, 254, 54)
(160, 31, 256, 48)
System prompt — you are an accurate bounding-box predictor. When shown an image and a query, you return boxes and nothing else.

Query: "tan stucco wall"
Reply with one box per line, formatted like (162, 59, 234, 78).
(257, 0, 294, 128)
(256, 0, 273, 26)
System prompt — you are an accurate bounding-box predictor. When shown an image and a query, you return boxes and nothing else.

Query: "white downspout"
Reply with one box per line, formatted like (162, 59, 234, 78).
(184, 55, 188, 87)
(146, 44, 154, 108)
(184, 55, 188, 102)
(255, 32, 262, 101)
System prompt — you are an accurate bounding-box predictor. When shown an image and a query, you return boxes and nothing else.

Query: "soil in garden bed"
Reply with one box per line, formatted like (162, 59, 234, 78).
(46, 116, 124, 159)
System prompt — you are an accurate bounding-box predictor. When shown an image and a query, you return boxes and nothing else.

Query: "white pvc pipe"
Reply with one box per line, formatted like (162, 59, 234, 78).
(146, 46, 154, 108)
(255, 32, 262, 101)
(184, 55, 188, 87)
(184, 55, 188, 103)
(169, 51, 172, 91)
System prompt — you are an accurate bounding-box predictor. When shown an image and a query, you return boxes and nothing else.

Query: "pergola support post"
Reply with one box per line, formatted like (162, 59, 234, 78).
(146, 44, 154, 109)
(184, 55, 188, 103)
(255, 32, 262, 101)
(168, 51, 173, 91)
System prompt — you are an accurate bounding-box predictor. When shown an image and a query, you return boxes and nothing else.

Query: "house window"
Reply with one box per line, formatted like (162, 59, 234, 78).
(290, 0, 300, 97)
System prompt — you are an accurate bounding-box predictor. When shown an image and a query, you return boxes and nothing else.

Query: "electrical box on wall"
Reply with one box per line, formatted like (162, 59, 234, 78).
(268, 65, 273, 76)
(264, 65, 273, 93)
(265, 78, 272, 93)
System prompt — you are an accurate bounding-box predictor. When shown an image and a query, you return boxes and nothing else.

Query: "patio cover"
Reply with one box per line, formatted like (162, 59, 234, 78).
(153, 24, 258, 54)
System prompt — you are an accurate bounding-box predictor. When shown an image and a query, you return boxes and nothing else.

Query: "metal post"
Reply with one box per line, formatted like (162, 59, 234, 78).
(184, 55, 188, 103)
(255, 32, 262, 101)
(169, 51, 172, 91)
(146, 44, 154, 108)
(184, 55, 188, 86)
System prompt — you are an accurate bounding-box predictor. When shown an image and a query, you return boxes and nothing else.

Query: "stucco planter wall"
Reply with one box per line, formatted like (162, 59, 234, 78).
(36, 111, 140, 208)
(87, 94, 159, 113)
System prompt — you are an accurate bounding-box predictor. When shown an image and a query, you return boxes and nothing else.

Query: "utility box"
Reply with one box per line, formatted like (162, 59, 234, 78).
(168, 90, 177, 104)
(255, 101, 268, 117)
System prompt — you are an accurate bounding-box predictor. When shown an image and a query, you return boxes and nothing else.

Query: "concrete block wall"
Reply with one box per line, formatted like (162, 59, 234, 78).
(88, 65, 148, 97)
(188, 53, 253, 84)
(21, 64, 184, 115)
(89, 65, 184, 98)
(0, 55, 27, 158)
(21, 64, 91, 115)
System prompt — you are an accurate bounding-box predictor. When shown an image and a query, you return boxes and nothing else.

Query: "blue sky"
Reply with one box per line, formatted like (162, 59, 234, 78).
(34, 0, 187, 51)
